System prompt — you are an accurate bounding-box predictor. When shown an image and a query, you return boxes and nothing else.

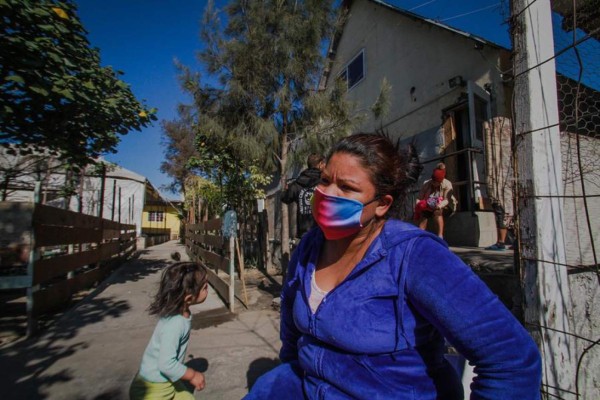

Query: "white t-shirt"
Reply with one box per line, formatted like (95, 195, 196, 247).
(309, 270, 329, 314)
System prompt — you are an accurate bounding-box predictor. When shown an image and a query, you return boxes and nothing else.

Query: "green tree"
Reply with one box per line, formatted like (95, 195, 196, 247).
(0, 0, 156, 165)
(186, 122, 272, 219)
(160, 107, 201, 197)
(178, 0, 357, 268)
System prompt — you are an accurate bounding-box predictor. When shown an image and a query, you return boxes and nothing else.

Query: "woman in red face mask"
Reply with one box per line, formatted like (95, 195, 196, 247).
(415, 162, 455, 239)
(245, 133, 541, 400)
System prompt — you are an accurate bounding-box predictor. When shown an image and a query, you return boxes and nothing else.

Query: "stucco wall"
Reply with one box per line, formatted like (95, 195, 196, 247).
(1, 168, 146, 237)
(561, 132, 600, 267)
(569, 272, 600, 398)
(142, 205, 181, 240)
(561, 132, 600, 396)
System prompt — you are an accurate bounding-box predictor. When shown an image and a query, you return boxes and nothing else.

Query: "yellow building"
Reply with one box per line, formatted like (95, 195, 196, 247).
(141, 184, 183, 240)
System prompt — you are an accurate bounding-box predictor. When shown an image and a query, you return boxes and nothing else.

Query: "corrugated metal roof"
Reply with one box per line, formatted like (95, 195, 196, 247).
(104, 162, 147, 184)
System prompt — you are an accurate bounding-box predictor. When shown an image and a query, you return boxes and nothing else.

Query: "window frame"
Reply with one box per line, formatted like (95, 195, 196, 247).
(148, 211, 164, 222)
(338, 49, 365, 91)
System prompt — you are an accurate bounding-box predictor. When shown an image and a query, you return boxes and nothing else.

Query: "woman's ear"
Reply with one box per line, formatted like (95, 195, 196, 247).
(375, 194, 393, 217)
(184, 294, 194, 305)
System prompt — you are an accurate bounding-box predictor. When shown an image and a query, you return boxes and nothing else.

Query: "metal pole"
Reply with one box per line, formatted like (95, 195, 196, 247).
(98, 165, 106, 219)
(26, 180, 42, 337)
(466, 149, 474, 212)
(228, 236, 235, 312)
(118, 187, 122, 223)
(111, 179, 116, 221)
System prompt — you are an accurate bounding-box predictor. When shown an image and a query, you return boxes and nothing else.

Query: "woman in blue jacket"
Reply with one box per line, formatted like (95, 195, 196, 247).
(246, 133, 541, 399)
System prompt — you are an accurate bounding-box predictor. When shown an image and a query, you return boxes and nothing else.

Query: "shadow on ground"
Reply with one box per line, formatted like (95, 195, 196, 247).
(0, 256, 168, 343)
(0, 293, 130, 399)
(246, 357, 281, 390)
(0, 253, 171, 399)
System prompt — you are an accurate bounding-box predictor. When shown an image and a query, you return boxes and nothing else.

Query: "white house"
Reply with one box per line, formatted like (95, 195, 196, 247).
(321, 0, 515, 246)
(0, 150, 160, 238)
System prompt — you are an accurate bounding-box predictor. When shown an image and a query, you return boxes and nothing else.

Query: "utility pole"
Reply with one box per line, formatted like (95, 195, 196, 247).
(511, 0, 576, 398)
(98, 164, 106, 219)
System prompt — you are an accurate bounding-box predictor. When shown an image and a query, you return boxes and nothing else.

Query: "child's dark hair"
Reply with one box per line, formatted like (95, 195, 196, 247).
(148, 262, 208, 318)
(327, 132, 422, 219)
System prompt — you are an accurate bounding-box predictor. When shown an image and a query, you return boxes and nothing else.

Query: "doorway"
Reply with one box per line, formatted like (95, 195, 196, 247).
(441, 81, 491, 211)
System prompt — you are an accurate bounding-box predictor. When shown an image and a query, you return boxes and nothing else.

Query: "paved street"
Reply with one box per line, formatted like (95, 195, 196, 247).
(0, 241, 282, 400)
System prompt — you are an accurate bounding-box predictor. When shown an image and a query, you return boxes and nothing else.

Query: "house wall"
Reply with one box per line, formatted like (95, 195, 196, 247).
(328, 0, 510, 147)
(324, 0, 512, 244)
(0, 155, 147, 237)
(66, 176, 146, 237)
(142, 205, 181, 240)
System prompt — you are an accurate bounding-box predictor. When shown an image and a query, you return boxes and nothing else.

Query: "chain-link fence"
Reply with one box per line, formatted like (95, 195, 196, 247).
(511, 0, 599, 398)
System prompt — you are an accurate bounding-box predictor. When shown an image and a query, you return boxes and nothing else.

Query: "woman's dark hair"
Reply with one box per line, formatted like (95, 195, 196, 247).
(148, 262, 208, 317)
(327, 132, 422, 219)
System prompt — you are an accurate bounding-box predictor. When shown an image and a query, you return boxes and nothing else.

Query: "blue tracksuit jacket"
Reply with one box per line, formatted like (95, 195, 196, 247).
(246, 220, 541, 399)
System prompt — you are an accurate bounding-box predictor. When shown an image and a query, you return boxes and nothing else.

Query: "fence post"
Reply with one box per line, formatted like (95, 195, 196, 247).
(228, 236, 235, 313)
(26, 180, 41, 337)
(260, 210, 271, 272)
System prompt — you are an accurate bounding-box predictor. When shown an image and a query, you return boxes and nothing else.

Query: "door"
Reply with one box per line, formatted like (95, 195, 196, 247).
(467, 81, 491, 208)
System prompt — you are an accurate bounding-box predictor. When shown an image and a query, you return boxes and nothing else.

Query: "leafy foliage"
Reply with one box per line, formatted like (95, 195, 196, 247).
(165, 1, 359, 221)
(190, 0, 356, 174)
(187, 126, 272, 215)
(371, 77, 392, 125)
(0, 0, 157, 165)
(160, 107, 201, 196)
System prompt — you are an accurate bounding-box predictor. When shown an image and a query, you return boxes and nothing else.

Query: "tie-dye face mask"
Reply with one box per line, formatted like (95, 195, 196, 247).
(311, 187, 379, 240)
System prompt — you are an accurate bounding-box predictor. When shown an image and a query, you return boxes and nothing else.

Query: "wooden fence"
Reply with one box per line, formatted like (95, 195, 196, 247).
(0, 202, 136, 335)
(185, 218, 239, 312)
(238, 210, 270, 271)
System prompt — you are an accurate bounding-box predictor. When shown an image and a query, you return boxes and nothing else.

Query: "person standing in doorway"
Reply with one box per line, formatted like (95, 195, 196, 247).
(282, 153, 325, 238)
(416, 162, 455, 239)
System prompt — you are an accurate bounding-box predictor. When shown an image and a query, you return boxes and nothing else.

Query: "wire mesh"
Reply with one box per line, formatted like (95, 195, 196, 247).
(511, 0, 600, 398)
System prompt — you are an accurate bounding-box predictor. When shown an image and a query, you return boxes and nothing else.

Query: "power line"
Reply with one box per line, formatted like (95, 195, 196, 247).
(408, 0, 437, 12)
(440, 3, 500, 22)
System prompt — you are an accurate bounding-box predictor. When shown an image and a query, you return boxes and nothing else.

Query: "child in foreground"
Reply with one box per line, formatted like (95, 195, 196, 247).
(130, 261, 209, 400)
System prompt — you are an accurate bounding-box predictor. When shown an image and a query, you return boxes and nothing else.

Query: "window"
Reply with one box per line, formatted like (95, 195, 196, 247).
(339, 50, 365, 90)
(148, 211, 164, 222)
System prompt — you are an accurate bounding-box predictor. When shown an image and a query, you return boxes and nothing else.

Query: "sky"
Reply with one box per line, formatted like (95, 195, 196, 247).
(75, 0, 511, 200)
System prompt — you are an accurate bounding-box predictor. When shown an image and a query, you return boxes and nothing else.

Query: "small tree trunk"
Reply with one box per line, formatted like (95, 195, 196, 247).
(1, 176, 10, 201)
(77, 168, 84, 213)
(280, 128, 290, 277)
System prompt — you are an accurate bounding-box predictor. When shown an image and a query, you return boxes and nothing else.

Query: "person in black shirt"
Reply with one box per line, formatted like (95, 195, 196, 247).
(282, 153, 325, 238)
